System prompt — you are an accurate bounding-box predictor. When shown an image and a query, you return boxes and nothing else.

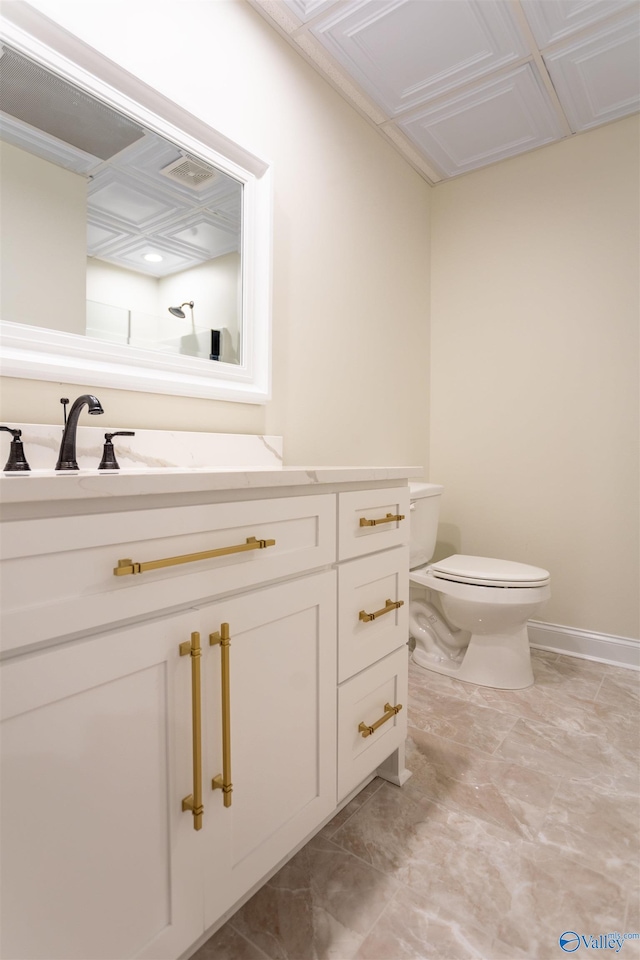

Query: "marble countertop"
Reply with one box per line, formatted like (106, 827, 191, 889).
(0, 425, 421, 503)
(0, 465, 420, 503)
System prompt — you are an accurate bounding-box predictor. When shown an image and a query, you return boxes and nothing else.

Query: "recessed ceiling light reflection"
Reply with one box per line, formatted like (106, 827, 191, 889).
(143, 253, 163, 263)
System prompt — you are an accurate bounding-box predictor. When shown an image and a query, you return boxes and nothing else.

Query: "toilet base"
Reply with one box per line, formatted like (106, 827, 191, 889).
(412, 624, 534, 689)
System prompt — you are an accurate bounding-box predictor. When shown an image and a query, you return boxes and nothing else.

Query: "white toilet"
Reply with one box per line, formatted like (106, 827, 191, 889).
(408, 482, 551, 689)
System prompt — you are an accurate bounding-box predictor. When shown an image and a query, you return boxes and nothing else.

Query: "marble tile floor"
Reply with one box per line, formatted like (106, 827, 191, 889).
(192, 650, 640, 960)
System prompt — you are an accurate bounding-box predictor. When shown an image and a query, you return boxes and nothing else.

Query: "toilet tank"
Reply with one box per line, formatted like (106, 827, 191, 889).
(409, 481, 444, 570)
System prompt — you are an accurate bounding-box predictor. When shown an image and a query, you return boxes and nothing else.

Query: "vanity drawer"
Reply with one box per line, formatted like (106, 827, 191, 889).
(338, 546, 409, 682)
(338, 487, 409, 560)
(0, 494, 336, 655)
(337, 646, 408, 801)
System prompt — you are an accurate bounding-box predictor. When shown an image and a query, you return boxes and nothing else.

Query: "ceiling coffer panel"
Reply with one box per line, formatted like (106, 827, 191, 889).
(0, 44, 145, 160)
(253, 0, 640, 183)
(308, 0, 530, 116)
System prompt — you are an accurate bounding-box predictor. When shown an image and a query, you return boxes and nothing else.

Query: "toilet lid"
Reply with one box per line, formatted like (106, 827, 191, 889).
(430, 555, 550, 587)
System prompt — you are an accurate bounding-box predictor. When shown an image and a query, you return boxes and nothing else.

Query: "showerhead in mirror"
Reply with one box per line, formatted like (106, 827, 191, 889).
(168, 300, 194, 319)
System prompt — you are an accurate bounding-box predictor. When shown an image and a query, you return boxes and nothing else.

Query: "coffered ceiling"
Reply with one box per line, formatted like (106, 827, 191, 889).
(249, 0, 640, 183)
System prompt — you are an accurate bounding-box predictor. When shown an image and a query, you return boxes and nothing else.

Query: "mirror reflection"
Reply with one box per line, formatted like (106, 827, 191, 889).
(0, 42, 243, 365)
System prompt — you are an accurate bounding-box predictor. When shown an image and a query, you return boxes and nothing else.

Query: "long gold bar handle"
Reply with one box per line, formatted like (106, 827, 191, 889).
(358, 702, 403, 739)
(359, 513, 405, 527)
(210, 623, 232, 808)
(114, 536, 276, 576)
(359, 598, 404, 623)
(180, 632, 204, 830)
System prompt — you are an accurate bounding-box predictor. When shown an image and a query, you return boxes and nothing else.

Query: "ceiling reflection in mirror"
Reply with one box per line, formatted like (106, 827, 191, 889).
(0, 42, 243, 365)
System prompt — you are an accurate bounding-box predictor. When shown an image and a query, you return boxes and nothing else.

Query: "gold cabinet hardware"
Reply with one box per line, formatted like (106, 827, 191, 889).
(210, 623, 232, 807)
(359, 598, 404, 622)
(359, 513, 405, 527)
(113, 536, 276, 576)
(180, 632, 204, 830)
(358, 702, 403, 738)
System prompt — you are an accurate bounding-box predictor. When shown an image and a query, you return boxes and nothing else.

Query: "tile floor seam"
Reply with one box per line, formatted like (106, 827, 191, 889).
(404, 717, 549, 804)
(329, 785, 529, 891)
(488, 704, 632, 749)
(402, 740, 551, 844)
(534, 843, 640, 888)
(319, 832, 408, 886)
(351, 830, 533, 940)
(592, 672, 607, 703)
(329, 779, 386, 836)
(487, 713, 521, 757)
(406, 712, 519, 760)
(343, 877, 406, 957)
(406, 722, 565, 812)
(540, 772, 565, 821)
(226, 922, 273, 960)
(406, 719, 515, 752)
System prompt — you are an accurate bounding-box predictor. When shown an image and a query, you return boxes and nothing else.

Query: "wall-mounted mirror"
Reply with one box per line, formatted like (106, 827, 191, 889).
(0, 5, 272, 403)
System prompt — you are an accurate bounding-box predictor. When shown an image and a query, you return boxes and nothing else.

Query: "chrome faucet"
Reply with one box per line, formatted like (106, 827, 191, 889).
(56, 395, 104, 470)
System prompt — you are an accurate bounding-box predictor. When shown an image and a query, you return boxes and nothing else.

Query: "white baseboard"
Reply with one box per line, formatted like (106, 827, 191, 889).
(528, 620, 640, 670)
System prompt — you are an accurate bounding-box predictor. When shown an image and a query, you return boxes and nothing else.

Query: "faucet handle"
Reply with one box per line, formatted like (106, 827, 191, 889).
(98, 431, 135, 471)
(0, 426, 31, 473)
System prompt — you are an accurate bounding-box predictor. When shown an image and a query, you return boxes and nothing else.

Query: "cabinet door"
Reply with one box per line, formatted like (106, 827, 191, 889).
(200, 571, 337, 927)
(338, 487, 409, 560)
(0, 613, 202, 960)
(337, 645, 408, 801)
(338, 546, 409, 682)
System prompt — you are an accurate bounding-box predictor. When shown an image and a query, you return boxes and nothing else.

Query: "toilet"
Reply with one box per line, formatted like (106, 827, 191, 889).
(408, 482, 550, 689)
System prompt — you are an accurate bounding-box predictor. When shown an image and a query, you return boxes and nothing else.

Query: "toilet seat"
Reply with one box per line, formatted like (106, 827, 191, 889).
(429, 555, 550, 588)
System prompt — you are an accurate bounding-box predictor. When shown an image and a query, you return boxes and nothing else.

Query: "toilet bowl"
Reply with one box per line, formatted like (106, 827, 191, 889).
(408, 483, 551, 690)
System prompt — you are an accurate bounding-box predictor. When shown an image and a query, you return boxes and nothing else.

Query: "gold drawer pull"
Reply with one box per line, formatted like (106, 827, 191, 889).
(359, 702, 403, 738)
(210, 624, 232, 807)
(359, 513, 405, 527)
(359, 598, 404, 622)
(180, 632, 204, 830)
(114, 535, 276, 576)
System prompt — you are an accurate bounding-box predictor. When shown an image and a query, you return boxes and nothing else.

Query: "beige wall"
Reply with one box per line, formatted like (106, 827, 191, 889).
(0, 0, 431, 471)
(430, 116, 640, 639)
(86, 261, 160, 315)
(0, 141, 86, 333)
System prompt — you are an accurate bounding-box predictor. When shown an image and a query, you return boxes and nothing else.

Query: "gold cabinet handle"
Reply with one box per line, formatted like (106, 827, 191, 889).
(358, 702, 403, 738)
(359, 513, 405, 527)
(180, 632, 204, 830)
(210, 623, 232, 807)
(359, 598, 404, 622)
(114, 536, 276, 576)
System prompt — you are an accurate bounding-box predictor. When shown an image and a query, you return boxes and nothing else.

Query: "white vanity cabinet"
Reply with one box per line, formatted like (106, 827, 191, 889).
(336, 486, 411, 800)
(0, 469, 412, 960)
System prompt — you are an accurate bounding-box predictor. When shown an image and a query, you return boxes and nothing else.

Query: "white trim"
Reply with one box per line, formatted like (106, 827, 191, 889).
(528, 620, 640, 670)
(0, 5, 272, 404)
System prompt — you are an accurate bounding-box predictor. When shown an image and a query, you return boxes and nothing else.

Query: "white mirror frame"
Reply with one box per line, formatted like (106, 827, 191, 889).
(0, 5, 272, 403)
